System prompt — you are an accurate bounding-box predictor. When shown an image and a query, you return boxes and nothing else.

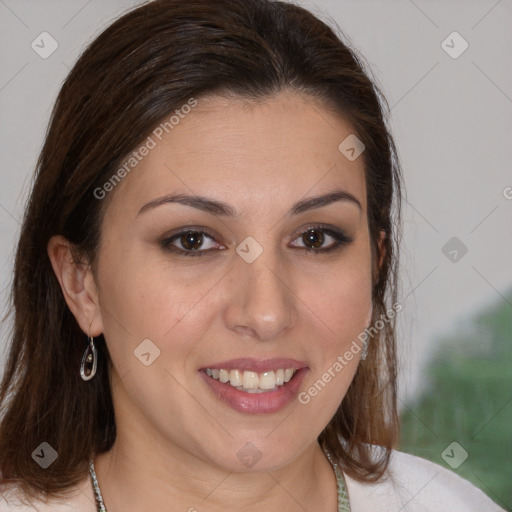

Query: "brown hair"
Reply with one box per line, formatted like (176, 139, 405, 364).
(0, 0, 402, 500)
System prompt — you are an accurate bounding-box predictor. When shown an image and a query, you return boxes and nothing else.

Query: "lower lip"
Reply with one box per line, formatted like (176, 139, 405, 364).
(199, 368, 308, 414)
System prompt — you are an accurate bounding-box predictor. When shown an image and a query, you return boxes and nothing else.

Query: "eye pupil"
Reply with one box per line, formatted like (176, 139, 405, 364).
(303, 228, 324, 248)
(181, 231, 203, 250)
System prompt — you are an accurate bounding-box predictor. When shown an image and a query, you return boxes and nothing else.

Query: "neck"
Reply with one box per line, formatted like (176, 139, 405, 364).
(94, 433, 338, 511)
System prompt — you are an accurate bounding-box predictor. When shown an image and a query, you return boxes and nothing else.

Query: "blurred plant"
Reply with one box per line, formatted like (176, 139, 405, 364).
(400, 290, 512, 511)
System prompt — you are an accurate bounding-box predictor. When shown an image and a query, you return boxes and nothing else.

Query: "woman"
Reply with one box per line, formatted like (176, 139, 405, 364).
(0, 0, 505, 510)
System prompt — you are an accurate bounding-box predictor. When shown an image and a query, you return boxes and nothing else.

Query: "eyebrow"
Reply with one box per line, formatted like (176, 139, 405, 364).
(137, 189, 362, 217)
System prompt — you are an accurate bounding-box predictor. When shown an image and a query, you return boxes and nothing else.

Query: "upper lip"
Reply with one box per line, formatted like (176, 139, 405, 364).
(200, 357, 308, 373)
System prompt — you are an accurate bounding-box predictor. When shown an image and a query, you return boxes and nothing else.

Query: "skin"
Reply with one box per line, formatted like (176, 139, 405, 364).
(48, 90, 376, 511)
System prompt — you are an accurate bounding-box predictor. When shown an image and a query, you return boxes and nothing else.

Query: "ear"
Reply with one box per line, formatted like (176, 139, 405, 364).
(47, 235, 104, 337)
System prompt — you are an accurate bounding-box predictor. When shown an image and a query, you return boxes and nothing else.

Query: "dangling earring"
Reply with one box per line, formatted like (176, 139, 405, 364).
(80, 323, 98, 381)
(360, 306, 372, 362)
(360, 337, 369, 361)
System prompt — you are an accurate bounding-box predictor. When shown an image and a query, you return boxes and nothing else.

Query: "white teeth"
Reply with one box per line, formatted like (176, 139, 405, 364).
(205, 367, 298, 392)
(259, 371, 276, 390)
(242, 371, 259, 389)
(229, 369, 242, 387)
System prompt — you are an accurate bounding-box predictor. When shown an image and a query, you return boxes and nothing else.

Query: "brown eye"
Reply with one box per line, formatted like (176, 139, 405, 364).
(161, 229, 223, 257)
(290, 225, 353, 254)
(180, 231, 205, 250)
(302, 228, 325, 249)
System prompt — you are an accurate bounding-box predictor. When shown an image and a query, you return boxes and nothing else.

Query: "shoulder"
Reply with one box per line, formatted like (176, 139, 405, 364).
(0, 475, 94, 511)
(343, 449, 506, 512)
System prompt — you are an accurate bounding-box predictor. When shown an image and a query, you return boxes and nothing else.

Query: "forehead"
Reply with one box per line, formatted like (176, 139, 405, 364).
(105, 90, 367, 219)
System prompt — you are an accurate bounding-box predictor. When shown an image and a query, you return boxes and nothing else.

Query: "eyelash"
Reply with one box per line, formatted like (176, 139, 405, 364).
(160, 225, 353, 257)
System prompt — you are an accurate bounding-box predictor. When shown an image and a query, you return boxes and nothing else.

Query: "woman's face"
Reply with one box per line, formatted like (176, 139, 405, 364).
(91, 90, 373, 471)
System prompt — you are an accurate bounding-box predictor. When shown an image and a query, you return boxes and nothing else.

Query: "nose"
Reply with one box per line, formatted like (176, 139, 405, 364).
(223, 249, 296, 342)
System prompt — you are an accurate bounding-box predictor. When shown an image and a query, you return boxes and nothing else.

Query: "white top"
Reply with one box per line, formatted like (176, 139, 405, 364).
(0, 450, 506, 511)
(344, 450, 506, 511)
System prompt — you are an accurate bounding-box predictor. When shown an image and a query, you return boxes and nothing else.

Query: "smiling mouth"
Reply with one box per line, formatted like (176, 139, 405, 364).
(202, 367, 298, 393)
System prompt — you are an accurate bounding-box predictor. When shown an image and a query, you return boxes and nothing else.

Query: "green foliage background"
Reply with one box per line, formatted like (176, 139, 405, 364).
(399, 292, 512, 511)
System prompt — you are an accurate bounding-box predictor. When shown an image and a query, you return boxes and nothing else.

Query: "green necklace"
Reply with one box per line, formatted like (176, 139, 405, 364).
(323, 447, 351, 511)
(89, 449, 351, 511)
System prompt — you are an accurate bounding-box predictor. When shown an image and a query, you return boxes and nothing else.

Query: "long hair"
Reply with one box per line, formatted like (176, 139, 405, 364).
(0, 0, 402, 499)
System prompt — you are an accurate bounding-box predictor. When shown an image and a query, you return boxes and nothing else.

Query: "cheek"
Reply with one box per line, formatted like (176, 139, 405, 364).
(293, 268, 371, 425)
(305, 248, 373, 348)
(305, 274, 372, 385)
(295, 242, 372, 403)
(94, 241, 223, 373)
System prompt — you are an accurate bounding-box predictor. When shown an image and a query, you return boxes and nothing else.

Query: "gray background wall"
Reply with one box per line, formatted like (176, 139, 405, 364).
(1, 0, 511, 407)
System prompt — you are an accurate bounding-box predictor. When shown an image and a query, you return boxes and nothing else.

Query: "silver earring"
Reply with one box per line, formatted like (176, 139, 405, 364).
(360, 337, 369, 361)
(80, 326, 98, 381)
